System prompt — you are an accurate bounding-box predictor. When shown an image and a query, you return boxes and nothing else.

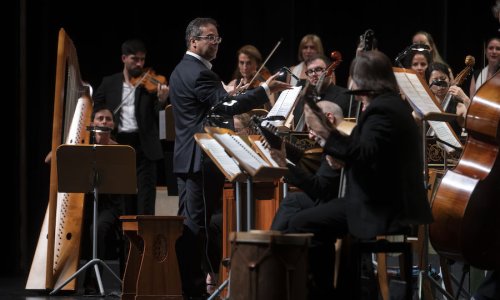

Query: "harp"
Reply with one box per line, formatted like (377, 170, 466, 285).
(26, 28, 92, 291)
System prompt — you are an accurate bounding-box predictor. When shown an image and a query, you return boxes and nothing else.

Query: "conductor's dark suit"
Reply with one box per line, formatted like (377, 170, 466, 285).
(93, 73, 165, 215)
(169, 53, 270, 295)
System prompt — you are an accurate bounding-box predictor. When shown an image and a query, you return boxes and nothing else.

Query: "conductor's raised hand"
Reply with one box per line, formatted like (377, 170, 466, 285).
(265, 72, 293, 94)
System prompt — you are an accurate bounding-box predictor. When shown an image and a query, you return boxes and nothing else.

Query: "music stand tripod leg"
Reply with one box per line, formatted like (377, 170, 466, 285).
(50, 182, 122, 295)
(208, 275, 230, 300)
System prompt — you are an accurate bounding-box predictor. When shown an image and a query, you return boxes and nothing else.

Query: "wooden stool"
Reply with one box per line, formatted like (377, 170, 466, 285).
(354, 234, 413, 300)
(120, 215, 184, 300)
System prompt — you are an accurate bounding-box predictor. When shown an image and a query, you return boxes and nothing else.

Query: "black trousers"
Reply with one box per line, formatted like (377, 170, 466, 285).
(175, 158, 225, 296)
(117, 132, 157, 215)
(271, 191, 315, 231)
(285, 198, 349, 299)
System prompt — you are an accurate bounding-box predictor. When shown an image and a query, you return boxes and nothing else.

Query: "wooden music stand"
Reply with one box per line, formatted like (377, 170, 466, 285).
(50, 144, 136, 296)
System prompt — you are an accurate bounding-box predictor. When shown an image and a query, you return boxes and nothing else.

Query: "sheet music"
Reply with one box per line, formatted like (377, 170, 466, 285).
(198, 137, 242, 178)
(394, 69, 462, 152)
(214, 133, 269, 170)
(252, 140, 280, 167)
(263, 86, 302, 128)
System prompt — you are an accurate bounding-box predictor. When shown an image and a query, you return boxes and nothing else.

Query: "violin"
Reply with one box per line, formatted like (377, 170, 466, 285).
(130, 68, 167, 93)
(248, 68, 272, 89)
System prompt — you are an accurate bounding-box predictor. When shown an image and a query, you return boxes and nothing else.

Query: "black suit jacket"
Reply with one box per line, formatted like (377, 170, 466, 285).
(93, 73, 165, 161)
(169, 54, 269, 174)
(286, 154, 341, 204)
(323, 92, 433, 239)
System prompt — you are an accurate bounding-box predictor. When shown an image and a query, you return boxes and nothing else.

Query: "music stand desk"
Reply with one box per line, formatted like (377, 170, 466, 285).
(50, 144, 136, 295)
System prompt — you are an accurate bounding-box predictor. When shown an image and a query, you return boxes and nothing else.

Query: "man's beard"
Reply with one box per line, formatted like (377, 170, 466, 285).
(129, 67, 143, 78)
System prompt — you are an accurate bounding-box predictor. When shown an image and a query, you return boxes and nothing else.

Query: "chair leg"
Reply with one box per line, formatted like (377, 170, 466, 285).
(377, 252, 390, 300)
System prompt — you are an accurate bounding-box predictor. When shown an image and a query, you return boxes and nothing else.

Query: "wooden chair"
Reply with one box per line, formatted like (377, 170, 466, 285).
(355, 232, 414, 300)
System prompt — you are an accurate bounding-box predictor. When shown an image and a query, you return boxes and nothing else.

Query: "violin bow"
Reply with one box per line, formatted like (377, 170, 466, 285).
(246, 39, 283, 88)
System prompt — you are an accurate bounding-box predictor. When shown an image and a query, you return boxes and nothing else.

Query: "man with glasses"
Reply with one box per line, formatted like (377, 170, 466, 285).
(293, 54, 352, 131)
(169, 17, 291, 299)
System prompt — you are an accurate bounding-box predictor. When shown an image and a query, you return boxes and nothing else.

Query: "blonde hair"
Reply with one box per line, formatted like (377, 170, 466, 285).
(297, 34, 324, 62)
(413, 31, 446, 65)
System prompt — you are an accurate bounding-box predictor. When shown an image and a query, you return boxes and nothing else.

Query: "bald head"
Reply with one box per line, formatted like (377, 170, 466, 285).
(317, 100, 344, 126)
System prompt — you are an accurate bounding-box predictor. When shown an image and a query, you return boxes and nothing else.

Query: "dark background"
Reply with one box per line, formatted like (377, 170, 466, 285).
(9, 0, 499, 277)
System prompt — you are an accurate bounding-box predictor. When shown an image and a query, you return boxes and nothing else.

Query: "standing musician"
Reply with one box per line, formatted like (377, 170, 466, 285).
(168, 17, 291, 299)
(93, 39, 169, 216)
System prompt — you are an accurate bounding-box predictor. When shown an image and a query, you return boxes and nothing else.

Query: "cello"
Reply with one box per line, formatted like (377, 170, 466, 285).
(429, 71, 500, 270)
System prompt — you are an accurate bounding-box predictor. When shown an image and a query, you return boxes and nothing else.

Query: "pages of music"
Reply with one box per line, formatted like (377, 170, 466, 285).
(393, 68, 462, 152)
(195, 133, 246, 182)
(263, 86, 302, 130)
(214, 133, 269, 173)
(205, 129, 288, 181)
(249, 137, 280, 167)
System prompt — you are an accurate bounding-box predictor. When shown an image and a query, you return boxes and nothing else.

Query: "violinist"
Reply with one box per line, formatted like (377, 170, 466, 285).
(227, 44, 275, 108)
(93, 38, 169, 216)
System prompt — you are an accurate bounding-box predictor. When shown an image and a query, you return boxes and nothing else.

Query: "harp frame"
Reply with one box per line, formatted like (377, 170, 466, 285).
(26, 28, 92, 291)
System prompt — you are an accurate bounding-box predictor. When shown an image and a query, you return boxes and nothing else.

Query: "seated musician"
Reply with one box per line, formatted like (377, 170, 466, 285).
(270, 100, 343, 231)
(284, 50, 433, 299)
(293, 54, 352, 131)
(425, 62, 470, 135)
(82, 105, 124, 295)
(226, 45, 275, 109)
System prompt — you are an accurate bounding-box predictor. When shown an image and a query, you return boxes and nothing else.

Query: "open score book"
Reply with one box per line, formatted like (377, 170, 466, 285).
(196, 127, 288, 182)
(393, 67, 462, 153)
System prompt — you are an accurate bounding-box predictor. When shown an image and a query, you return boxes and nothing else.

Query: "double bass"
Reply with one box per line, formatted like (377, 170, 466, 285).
(429, 71, 500, 270)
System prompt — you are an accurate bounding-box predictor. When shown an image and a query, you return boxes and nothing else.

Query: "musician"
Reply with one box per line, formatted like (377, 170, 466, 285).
(289, 34, 325, 86)
(82, 105, 124, 295)
(425, 62, 470, 135)
(412, 30, 454, 80)
(286, 50, 433, 299)
(403, 47, 433, 79)
(226, 45, 275, 109)
(469, 37, 500, 97)
(93, 39, 169, 216)
(293, 54, 351, 131)
(270, 100, 343, 232)
(168, 17, 291, 299)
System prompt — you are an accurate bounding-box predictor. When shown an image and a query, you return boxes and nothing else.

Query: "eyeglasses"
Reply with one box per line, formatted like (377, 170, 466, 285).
(195, 35, 222, 44)
(305, 67, 325, 76)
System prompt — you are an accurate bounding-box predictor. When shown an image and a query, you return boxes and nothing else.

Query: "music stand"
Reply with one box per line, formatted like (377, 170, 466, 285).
(50, 144, 136, 296)
(418, 112, 461, 300)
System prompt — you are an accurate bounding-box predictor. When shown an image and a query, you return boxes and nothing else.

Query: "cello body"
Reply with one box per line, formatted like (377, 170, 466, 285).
(430, 71, 500, 270)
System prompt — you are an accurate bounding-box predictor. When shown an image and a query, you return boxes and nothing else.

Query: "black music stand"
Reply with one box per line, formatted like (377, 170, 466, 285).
(418, 112, 462, 300)
(50, 144, 136, 296)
